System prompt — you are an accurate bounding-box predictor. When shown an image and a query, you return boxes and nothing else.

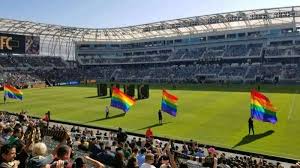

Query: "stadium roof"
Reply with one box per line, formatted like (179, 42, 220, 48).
(0, 6, 300, 42)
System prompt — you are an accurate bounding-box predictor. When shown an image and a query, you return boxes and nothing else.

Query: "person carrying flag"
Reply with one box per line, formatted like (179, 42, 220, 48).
(105, 106, 109, 119)
(3, 95, 6, 104)
(158, 109, 162, 125)
(248, 117, 254, 135)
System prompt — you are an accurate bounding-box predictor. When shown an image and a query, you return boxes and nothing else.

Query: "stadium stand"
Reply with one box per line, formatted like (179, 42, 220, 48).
(0, 55, 67, 69)
(219, 64, 248, 79)
(0, 111, 297, 168)
(1, 6, 300, 167)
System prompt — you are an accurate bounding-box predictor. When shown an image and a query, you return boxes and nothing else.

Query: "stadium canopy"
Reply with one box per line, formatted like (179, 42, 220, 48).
(1, 6, 300, 42)
(0, 6, 299, 60)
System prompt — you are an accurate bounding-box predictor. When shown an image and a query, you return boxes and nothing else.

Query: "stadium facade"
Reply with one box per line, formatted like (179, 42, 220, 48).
(0, 6, 300, 84)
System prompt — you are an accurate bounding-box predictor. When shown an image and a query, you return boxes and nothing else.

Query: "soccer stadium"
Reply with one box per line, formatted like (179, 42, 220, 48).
(0, 4, 300, 168)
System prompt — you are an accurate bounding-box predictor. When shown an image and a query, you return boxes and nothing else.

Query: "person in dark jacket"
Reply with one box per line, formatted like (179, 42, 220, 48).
(248, 117, 254, 135)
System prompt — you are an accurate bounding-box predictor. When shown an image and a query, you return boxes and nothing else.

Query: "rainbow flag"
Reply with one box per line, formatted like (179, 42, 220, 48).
(250, 89, 277, 124)
(110, 87, 136, 112)
(161, 90, 178, 117)
(4, 84, 23, 101)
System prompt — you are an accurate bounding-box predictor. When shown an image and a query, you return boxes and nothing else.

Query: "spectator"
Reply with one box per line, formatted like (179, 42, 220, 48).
(202, 147, 218, 168)
(140, 153, 156, 168)
(8, 126, 29, 168)
(218, 159, 230, 168)
(73, 156, 104, 168)
(7, 126, 24, 152)
(51, 145, 72, 168)
(158, 155, 170, 168)
(27, 142, 53, 168)
(123, 143, 132, 159)
(136, 138, 142, 147)
(145, 128, 153, 142)
(113, 151, 126, 168)
(0, 144, 20, 168)
(0, 127, 13, 147)
(137, 148, 146, 167)
(127, 156, 139, 168)
(194, 147, 205, 158)
(95, 146, 115, 166)
(0, 110, 292, 168)
(117, 128, 127, 143)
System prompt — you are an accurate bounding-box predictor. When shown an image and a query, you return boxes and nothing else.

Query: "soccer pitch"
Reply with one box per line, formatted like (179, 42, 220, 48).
(1, 85, 300, 160)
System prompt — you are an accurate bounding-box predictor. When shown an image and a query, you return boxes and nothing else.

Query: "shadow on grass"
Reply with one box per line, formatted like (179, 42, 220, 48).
(99, 96, 111, 99)
(84, 95, 111, 99)
(0, 102, 16, 105)
(135, 98, 148, 102)
(85, 95, 99, 98)
(85, 113, 125, 123)
(136, 122, 172, 131)
(232, 130, 274, 148)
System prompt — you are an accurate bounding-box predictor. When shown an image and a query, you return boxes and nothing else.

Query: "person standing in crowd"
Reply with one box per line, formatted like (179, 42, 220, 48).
(202, 147, 218, 168)
(126, 157, 139, 168)
(73, 156, 105, 168)
(27, 142, 53, 168)
(145, 128, 153, 142)
(105, 106, 109, 119)
(136, 148, 146, 167)
(8, 125, 30, 168)
(43, 111, 50, 128)
(117, 128, 127, 143)
(248, 117, 254, 135)
(0, 144, 20, 168)
(140, 153, 156, 168)
(51, 145, 73, 168)
(158, 109, 162, 125)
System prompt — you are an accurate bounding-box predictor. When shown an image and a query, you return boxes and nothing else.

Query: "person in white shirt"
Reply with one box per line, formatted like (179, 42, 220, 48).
(140, 153, 156, 168)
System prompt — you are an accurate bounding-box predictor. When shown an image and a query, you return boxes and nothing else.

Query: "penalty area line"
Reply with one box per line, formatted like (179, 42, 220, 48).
(288, 90, 298, 120)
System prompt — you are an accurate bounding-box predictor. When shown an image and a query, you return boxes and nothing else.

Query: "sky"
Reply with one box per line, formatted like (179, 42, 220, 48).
(0, 0, 299, 28)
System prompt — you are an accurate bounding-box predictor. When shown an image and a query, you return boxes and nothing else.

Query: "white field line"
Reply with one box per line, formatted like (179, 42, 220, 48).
(288, 90, 298, 120)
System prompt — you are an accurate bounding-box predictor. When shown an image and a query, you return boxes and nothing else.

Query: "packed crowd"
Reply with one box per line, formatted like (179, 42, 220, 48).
(1, 62, 300, 87)
(78, 42, 287, 64)
(0, 111, 298, 168)
(0, 55, 66, 69)
(0, 44, 297, 69)
(112, 63, 300, 83)
(1, 44, 300, 86)
(0, 71, 41, 88)
(0, 111, 106, 168)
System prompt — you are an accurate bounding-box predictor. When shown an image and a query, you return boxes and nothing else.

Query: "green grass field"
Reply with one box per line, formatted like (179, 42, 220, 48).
(1, 85, 300, 160)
